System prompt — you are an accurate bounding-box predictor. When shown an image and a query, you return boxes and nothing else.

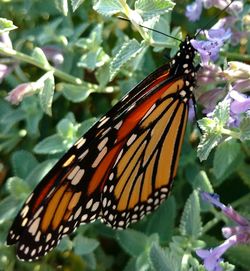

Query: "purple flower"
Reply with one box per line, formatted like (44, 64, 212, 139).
(5, 82, 42, 105)
(185, 0, 243, 22)
(203, 0, 243, 13)
(188, 100, 196, 121)
(196, 64, 222, 85)
(197, 192, 250, 271)
(201, 192, 250, 226)
(185, 0, 203, 22)
(198, 88, 225, 114)
(0, 64, 13, 83)
(233, 79, 250, 92)
(191, 28, 231, 64)
(197, 235, 248, 271)
(41, 46, 64, 67)
(227, 90, 250, 126)
(0, 33, 15, 82)
(0, 32, 13, 48)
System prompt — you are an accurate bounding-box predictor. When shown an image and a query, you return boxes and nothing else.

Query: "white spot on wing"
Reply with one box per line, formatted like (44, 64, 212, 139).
(21, 218, 28, 227)
(28, 218, 40, 236)
(127, 134, 137, 146)
(91, 202, 99, 212)
(86, 199, 93, 209)
(21, 205, 29, 218)
(35, 231, 41, 242)
(142, 104, 156, 121)
(74, 206, 82, 219)
(71, 169, 85, 185)
(79, 149, 89, 161)
(98, 137, 108, 151)
(75, 137, 86, 149)
(114, 120, 123, 130)
(98, 116, 109, 128)
(26, 193, 33, 204)
(92, 147, 107, 168)
(68, 166, 80, 180)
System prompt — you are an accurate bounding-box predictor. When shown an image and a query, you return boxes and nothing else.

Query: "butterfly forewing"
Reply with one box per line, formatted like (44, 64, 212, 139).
(7, 36, 197, 261)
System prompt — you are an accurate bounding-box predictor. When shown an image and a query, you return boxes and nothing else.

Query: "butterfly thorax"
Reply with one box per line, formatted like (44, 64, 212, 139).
(169, 35, 197, 102)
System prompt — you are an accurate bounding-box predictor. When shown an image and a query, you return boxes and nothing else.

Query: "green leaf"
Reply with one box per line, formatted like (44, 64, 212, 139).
(93, 0, 124, 16)
(26, 159, 57, 188)
(0, 18, 17, 33)
(197, 117, 217, 132)
(123, 258, 137, 271)
(146, 197, 176, 243)
(237, 161, 250, 188)
(0, 108, 26, 132)
(227, 245, 250, 270)
(11, 150, 38, 179)
(0, 196, 19, 224)
(55, 0, 69, 16)
(116, 229, 149, 257)
(71, 0, 85, 12)
(240, 117, 250, 140)
(22, 96, 43, 135)
(6, 177, 30, 200)
(39, 71, 55, 116)
(214, 100, 230, 126)
(77, 117, 97, 136)
(57, 118, 76, 139)
(193, 171, 213, 212)
(34, 134, 65, 154)
(135, 0, 175, 20)
(73, 235, 99, 255)
(197, 132, 222, 161)
(82, 253, 97, 270)
(136, 250, 151, 271)
(180, 190, 202, 238)
(57, 236, 72, 252)
(110, 39, 145, 80)
(78, 48, 110, 71)
(213, 139, 241, 182)
(95, 63, 110, 86)
(75, 24, 103, 49)
(61, 83, 96, 103)
(149, 243, 172, 271)
(32, 47, 50, 67)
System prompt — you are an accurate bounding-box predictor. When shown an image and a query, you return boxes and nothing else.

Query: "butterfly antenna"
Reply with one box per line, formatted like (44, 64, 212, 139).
(195, 0, 236, 37)
(117, 16, 182, 42)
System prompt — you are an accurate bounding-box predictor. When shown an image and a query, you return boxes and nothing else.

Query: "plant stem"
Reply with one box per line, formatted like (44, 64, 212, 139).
(202, 217, 220, 234)
(231, 193, 250, 208)
(221, 127, 240, 139)
(0, 43, 84, 85)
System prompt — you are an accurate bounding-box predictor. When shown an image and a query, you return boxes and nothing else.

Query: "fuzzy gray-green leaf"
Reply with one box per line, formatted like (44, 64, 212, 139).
(135, 0, 175, 20)
(61, 83, 96, 103)
(213, 139, 241, 182)
(39, 72, 55, 116)
(240, 117, 250, 140)
(94, 0, 124, 16)
(110, 39, 145, 80)
(180, 190, 202, 238)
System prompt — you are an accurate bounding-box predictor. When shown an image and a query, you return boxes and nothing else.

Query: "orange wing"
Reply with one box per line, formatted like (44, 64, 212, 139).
(7, 36, 197, 261)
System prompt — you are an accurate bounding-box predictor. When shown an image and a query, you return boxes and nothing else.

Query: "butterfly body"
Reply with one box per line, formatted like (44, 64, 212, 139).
(7, 36, 198, 261)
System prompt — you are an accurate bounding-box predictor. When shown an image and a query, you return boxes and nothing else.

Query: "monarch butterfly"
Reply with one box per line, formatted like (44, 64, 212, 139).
(6, 35, 198, 261)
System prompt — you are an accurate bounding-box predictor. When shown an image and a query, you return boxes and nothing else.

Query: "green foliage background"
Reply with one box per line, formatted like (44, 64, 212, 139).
(0, 0, 249, 270)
